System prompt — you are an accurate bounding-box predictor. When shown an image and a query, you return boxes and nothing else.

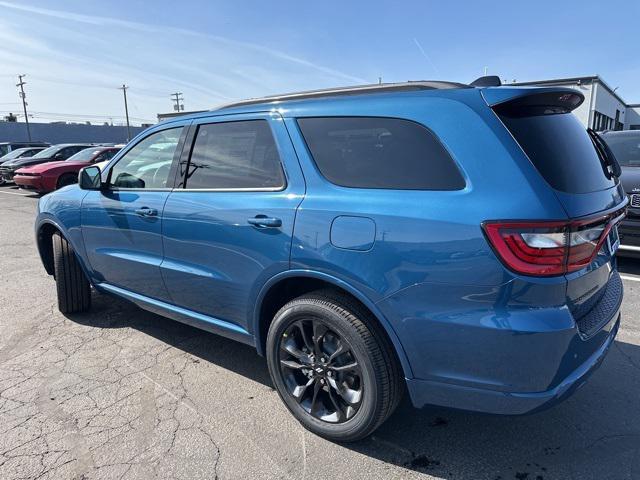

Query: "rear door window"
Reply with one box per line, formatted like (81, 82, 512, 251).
(297, 117, 465, 190)
(496, 109, 616, 193)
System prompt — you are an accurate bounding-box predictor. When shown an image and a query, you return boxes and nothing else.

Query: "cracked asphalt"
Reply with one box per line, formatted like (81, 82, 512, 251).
(1, 184, 640, 480)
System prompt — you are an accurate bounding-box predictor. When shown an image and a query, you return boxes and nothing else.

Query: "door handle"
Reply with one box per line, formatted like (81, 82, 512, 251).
(247, 215, 282, 228)
(135, 207, 158, 217)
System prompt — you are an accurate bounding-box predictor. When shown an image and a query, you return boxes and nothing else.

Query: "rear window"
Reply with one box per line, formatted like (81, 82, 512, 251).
(602, 134, 640, 167)
(297, 117, 465, 190)
(497, 110, 616, 193)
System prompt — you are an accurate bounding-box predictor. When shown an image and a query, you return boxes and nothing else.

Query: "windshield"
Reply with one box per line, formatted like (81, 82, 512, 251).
(603, 134, 640, 167)
(32, 145, 62, 158)
(67, 148, 101, 162)
(0, 148, 30, 161)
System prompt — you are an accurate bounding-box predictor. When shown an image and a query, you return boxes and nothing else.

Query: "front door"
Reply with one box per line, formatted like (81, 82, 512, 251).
(160, 113, 305, 330)
(81, 125, 187, 301)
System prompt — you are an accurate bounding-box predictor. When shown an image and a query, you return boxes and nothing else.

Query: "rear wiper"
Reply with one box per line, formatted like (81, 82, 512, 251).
(588, 128, 622, 178)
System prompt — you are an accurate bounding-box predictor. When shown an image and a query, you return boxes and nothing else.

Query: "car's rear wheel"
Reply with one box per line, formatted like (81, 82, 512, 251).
(56, 173, 78, 190)
(52, 232, 91, 314)
(266, 290, 402, 442)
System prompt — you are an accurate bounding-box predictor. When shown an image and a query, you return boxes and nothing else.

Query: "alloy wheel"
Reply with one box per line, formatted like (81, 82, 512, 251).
(278, 318, 363, 423)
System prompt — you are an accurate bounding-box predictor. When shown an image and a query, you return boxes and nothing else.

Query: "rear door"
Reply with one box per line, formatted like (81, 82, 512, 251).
(81, 125, 188, 301)
(160, 112, 305, 330)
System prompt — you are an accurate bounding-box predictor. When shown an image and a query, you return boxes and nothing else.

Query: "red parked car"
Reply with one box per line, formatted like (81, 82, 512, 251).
(14, 146, 120, 193)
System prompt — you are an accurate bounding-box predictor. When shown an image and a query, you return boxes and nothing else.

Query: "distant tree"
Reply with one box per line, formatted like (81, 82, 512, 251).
(3, 113, 17, 122)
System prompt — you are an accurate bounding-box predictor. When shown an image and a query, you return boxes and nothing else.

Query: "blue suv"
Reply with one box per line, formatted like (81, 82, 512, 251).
(36, 79, 626, 441)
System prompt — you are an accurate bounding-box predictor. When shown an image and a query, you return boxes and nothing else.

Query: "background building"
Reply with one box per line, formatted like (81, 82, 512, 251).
(513, 76, 640, 131)
(0, 121, 146, 144)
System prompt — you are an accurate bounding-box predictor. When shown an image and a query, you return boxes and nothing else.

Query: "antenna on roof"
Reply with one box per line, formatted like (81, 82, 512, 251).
(470, 75, 502, 87)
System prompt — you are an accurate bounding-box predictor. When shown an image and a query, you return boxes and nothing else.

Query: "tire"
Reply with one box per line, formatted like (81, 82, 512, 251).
(52, 232, 91, 314)
(266, 289, 402, 442)
(56, 173, 78, 190)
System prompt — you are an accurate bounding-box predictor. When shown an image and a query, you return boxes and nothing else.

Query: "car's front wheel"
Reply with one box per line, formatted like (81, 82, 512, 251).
(52, 232, 91, 314)
(266, 290, 402, 442)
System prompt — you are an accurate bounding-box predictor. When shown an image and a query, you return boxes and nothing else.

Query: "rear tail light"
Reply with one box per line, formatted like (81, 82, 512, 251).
(483, 209, 625, 276)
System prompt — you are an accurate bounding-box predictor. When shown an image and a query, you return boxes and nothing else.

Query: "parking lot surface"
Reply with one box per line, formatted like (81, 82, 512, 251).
(1, 184, 639, 480)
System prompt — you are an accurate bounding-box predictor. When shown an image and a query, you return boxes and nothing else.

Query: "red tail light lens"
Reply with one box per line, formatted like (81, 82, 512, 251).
(483, 210, 625, 276)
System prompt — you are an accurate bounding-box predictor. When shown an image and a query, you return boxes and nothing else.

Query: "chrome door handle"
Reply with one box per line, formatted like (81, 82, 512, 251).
(135, 207, 158, 217)
(247, 216, 282, 228)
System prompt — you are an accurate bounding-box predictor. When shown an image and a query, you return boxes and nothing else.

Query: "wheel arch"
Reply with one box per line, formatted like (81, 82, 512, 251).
(252, 270, 413, 378)
(35, 218, 92, 281)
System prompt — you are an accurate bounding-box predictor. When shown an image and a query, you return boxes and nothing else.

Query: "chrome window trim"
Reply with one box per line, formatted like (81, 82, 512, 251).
(174, 186, 286, 193)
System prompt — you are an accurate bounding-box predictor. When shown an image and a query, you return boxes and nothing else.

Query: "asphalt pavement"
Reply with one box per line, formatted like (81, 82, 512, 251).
(1, 184, 639, 480)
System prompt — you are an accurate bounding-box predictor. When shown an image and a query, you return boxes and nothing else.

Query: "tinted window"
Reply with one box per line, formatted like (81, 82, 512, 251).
(297, 117, 465, 190)
(498, 111, 616, 193)
(110, 127, 182, 189)
(603, 134, 640, 167)
(185, 120, 285, 189)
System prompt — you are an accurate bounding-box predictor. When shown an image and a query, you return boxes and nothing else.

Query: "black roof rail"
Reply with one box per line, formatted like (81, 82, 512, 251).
(217, 80, 470, 110)
(470, 75, 502, 87)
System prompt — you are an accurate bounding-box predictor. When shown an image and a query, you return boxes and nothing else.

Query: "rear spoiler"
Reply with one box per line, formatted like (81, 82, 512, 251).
(481, 87, 584, 112)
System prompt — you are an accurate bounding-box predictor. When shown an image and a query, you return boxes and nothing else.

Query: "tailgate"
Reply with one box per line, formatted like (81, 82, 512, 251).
(485, 87, 627, 335)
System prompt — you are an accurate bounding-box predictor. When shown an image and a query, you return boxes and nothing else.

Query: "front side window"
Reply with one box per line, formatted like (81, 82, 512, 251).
(185, 120, 285, 189)
(109, 127, 182, 189)
(297, 117, 465, 190)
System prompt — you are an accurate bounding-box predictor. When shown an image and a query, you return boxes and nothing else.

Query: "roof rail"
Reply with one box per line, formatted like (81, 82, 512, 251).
(217, 80, 470, 110)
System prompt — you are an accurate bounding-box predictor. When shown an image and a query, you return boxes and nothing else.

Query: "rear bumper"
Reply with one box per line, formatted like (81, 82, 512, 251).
(406, 314, 620, 414)
(377, 268, 623, 415)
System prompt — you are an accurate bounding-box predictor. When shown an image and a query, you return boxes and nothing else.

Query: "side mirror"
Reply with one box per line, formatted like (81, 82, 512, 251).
(53, 153, 65, 160)
(79, 166, 103, 190)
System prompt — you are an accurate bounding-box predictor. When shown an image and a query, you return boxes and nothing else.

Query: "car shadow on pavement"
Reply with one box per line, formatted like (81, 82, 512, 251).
(65, 291, 640, 480)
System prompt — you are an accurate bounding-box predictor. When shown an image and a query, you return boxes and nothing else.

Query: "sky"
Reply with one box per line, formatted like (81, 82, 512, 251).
(0, 0, 637, 126)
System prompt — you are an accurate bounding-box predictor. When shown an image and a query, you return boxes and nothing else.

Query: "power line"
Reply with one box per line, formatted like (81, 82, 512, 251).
(16, 75, 31, 141)
(0, 110, 154, 124)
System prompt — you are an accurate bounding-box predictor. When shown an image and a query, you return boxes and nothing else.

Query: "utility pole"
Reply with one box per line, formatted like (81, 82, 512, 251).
(119, 84, 131, 142)
(16, 75, 31, 141)
(171, 92, 184, 112)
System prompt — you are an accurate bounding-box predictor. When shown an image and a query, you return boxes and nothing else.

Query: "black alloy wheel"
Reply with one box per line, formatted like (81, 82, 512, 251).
(266, 290, 402, 442)
(278, 318, 363, 423)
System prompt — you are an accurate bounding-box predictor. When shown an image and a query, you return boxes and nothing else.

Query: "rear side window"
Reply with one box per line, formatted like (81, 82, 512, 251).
(497, 109, 616, 193)
(297, 117, 465, 190)
(185, 120, 285, 190)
